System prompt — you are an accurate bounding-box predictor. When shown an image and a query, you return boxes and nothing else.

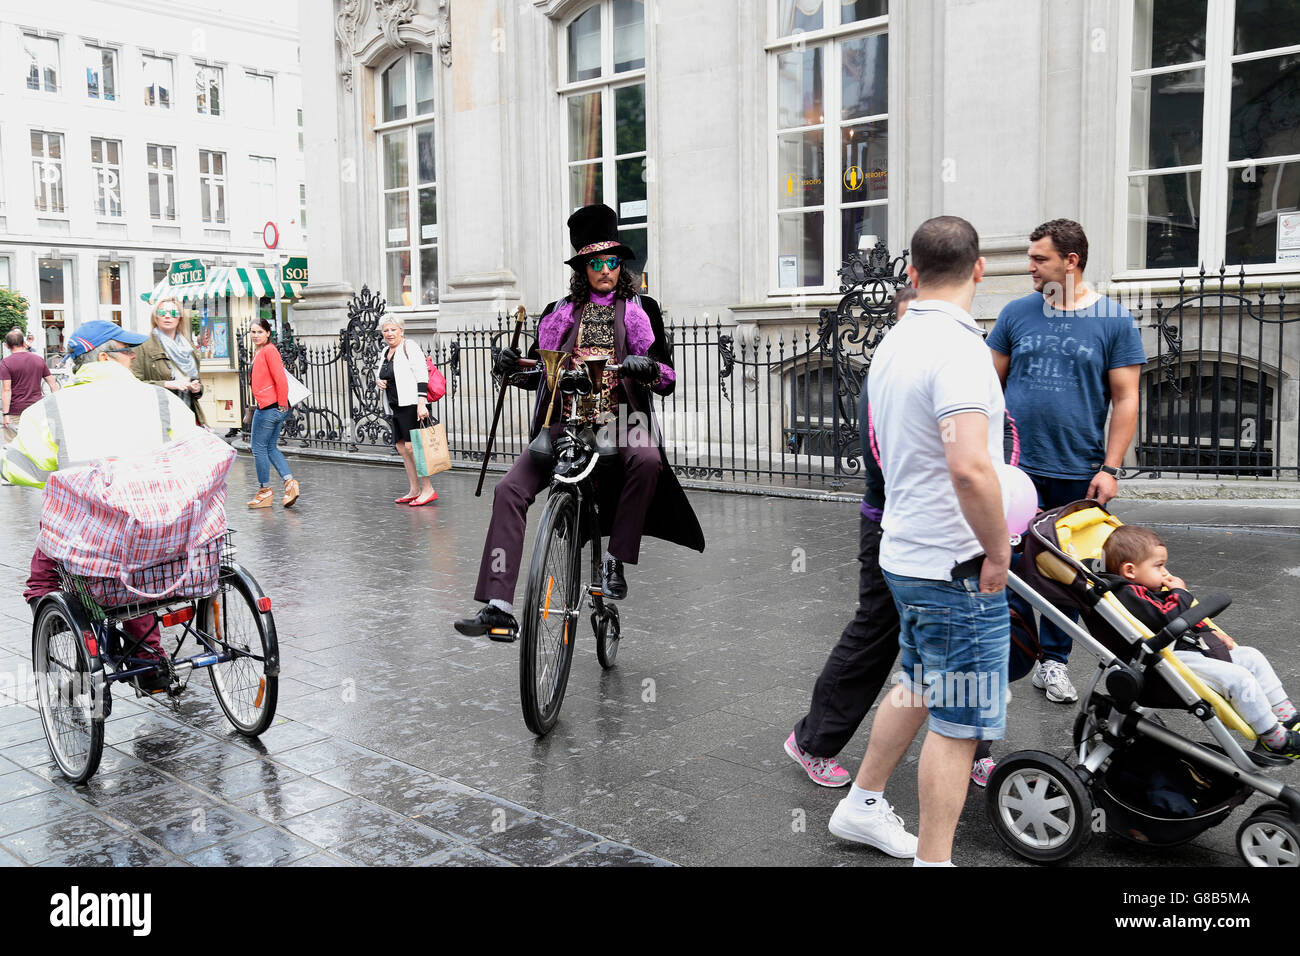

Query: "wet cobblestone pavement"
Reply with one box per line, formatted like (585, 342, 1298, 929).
(1, 453, 1298, 866)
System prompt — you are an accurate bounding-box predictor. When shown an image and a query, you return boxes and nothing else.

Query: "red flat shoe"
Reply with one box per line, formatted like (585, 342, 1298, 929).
(395, 494, 417, 504)
(409, 491, 439, 506)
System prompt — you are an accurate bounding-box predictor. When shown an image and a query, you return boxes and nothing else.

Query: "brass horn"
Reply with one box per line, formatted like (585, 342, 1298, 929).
(528, 349, 569, 467)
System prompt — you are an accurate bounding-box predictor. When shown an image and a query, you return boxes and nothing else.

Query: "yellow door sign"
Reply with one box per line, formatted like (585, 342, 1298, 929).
(844, 166, 864, 192)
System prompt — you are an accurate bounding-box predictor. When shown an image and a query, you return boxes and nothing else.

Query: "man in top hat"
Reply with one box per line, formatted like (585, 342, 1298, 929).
(455, 204, 705, 640)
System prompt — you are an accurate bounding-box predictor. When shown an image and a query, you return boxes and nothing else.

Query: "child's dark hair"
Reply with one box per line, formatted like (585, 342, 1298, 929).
(1103, 525, 1166, 573)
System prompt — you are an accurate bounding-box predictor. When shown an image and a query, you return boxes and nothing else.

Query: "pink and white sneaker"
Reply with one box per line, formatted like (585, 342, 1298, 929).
(970, 756, 996, 788)
(784, 732, 852, 788)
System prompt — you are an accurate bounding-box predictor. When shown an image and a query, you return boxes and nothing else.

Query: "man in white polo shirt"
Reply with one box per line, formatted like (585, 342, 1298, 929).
(829, 216, 1011, 866)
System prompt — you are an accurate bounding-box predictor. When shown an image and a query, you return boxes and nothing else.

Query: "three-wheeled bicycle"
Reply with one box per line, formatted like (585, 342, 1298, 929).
(31, 531, 279, 782)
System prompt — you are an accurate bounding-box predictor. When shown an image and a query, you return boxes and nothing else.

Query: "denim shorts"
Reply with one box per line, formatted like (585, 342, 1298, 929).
(883, 569, 1010, 741)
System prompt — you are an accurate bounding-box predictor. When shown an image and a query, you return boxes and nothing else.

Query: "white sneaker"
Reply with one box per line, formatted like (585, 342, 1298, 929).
(828, 794, 918, 858)
(1032, 660, 1078, 703)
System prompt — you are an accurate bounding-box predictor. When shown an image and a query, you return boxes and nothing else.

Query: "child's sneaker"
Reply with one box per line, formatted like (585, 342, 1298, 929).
(1259, 728, 1300, 760)
(828, 794, 917, 857)
(970, 756, 996, 788)
(784, 732, 851, 788)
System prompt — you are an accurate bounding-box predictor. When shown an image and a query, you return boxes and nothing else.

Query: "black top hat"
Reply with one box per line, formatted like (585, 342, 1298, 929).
(565, 203, 637, 269)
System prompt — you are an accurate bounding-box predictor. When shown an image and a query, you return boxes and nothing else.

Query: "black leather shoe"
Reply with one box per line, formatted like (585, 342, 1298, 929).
(603, 558, 627, 601)
(454, 605, 519, 643)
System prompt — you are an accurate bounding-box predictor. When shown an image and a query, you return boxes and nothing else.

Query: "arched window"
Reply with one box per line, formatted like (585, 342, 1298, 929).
(1140, 358, 1278, 474)
(375, 50, 439, 308)
(560, 1, 649, 269)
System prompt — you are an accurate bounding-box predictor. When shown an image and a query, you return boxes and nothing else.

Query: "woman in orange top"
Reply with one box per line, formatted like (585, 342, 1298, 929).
(247, 317, 300, 509)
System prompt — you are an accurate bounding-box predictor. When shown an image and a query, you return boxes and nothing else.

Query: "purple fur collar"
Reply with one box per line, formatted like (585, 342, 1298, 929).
(538, 293, 654, 355)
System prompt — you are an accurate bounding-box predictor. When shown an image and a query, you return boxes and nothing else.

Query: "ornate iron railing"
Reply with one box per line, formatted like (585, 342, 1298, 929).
(233, 262, 1300, 486)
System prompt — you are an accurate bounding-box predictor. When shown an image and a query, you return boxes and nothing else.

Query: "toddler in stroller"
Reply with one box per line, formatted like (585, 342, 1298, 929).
(984, 500, 1300, 867)
(1103, 524, 1300, 760)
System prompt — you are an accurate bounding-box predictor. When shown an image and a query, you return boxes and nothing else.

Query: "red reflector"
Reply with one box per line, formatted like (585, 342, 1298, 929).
(85, 636, 98, 657)
(257, 597, 272, 613)
(161, 606, 195, 628)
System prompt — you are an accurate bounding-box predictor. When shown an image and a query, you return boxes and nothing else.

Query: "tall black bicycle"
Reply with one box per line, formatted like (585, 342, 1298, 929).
(31, 531, 279, 782)
(517, 358, 624, 736)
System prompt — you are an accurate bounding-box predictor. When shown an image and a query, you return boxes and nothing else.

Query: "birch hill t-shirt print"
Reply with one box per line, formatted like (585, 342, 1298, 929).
(987, 293, 1145, 480)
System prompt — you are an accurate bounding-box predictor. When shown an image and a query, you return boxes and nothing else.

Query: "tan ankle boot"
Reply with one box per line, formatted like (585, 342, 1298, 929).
(247, 487, 273, 509)
(282, 478, 300, 508)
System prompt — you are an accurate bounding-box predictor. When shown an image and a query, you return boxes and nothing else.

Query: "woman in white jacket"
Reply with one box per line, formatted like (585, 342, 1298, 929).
(376, 316, 437, 505)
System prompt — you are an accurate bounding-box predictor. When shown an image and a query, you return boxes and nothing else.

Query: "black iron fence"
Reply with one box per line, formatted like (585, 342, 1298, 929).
(1112, 267, 1300, 480)
(238, 257, 1300, 487)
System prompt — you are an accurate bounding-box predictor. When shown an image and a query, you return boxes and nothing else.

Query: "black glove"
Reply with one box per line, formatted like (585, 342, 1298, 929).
(493, 346, 522, 377)
(620, 355, 658, 384)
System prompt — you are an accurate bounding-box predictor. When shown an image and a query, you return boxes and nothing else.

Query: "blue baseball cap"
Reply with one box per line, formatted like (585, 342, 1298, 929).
(66, 320, 149, 358)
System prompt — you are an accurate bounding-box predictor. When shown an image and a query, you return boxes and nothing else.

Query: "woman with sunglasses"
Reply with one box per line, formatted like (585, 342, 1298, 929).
(132, 296, 207, 427)
(246, 316, 300, 508)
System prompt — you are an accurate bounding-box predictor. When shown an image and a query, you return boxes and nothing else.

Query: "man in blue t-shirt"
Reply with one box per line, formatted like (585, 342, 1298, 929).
(988, 219, 1145, 704)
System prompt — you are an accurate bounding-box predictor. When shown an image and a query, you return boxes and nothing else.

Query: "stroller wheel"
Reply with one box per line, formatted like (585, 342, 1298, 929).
(986, 751, 1093, 863)
(1237, 811, 1300, 867)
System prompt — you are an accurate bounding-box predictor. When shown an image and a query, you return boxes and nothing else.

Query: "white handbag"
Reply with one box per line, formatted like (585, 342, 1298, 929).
(284, 370, 311, 407)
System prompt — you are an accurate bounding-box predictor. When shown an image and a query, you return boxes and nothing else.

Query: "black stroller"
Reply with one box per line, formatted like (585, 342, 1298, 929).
(985, 501, 1300, 867)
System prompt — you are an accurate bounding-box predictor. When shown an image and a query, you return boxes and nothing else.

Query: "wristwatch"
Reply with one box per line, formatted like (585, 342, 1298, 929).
(1099, 465, 1121, 477)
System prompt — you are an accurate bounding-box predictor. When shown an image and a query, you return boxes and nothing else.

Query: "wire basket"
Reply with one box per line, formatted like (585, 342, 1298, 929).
(57, 531, 236, 621)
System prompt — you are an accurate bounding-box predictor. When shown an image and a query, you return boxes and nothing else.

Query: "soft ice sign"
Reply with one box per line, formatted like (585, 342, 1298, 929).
(168, 258, 206, 286)
(282, 257, 308, 284)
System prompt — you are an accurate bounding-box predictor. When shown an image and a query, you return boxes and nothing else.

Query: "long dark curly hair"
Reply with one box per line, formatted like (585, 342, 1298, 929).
(568, 261, 640, 308)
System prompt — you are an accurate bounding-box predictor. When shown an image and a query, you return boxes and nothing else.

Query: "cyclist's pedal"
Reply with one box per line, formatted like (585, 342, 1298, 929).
(487, 625, 518, 644)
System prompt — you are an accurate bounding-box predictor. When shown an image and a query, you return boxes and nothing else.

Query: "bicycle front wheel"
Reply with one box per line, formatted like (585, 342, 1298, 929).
(202, 568, 279, 736)
(32, 600, 104, 783)
(519, 490, 582, 735)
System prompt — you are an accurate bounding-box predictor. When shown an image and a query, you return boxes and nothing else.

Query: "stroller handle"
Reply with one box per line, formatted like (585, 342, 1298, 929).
(1145, 591, 1232, 654)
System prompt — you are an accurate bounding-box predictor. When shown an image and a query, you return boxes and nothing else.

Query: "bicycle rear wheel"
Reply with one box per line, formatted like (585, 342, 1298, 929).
(32, 600, 104, 783)
(520, 490, 581, 735)
(201, 568, 279, 736)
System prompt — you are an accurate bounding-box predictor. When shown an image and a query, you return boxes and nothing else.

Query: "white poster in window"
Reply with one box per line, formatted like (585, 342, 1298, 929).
(387, 227, 408, 243)
(1277, 212, 1300, 264)
(778, 255, 799, 289)
(620, 200, 647, 219)
(421, 224, 438, 240)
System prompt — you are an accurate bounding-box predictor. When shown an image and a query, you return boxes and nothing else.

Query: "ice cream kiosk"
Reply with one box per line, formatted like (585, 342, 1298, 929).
(141, 258, 306, 430)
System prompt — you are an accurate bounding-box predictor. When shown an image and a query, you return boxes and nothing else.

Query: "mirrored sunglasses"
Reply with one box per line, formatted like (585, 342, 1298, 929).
(587, 256, 621, 272)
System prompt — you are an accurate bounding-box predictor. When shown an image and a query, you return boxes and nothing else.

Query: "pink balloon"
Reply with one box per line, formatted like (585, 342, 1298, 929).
(998, 463, 1038, 537)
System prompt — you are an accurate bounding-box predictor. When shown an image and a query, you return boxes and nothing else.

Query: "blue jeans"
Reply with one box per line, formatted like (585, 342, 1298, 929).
(1009, 473, 1093, 664)
(884, 570, 1009, 741)
(251, 406, 293, 486)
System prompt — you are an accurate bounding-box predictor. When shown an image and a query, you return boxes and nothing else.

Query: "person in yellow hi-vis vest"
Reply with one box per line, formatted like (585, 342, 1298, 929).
(3, 320, 200, 692)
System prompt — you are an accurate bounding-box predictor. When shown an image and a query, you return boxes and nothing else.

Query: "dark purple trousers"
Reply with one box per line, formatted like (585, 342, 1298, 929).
(473, 429, 660, 605)
(26, 549, 164, 656)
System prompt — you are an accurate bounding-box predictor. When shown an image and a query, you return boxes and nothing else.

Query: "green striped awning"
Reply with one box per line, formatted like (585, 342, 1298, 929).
(140, 266, 304, 303)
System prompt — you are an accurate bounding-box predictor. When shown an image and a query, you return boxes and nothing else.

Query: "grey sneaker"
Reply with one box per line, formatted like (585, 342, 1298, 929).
(828, 794, 917, 858)
(1032, 660, 1078, 703)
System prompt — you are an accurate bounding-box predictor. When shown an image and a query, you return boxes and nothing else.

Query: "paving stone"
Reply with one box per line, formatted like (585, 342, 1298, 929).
(185, 827, 321, 867)
(2, 814, 127, 864)
(0, 769, 55, 804)
(233, 776, 350, 823)
(473, 815, 601, 865)
(137, 805, 263, 857)
(0, 789, 86, 836)
(410, 793, 535, 844)
(269, 738, 374, 775)
(554, 841, 675, 867)
(331, 823, 458, 866)
(417, 845, 511, 867)
(277, 797, 416, 850)
(191, 759, 303, 801)
(38, 839, 174, 868)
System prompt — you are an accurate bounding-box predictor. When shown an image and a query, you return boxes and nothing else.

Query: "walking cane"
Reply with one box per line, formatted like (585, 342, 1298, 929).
(475, 305, 529, 497)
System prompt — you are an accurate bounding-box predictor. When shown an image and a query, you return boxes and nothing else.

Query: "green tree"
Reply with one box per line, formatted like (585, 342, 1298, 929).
(0, 288, 30, 341)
